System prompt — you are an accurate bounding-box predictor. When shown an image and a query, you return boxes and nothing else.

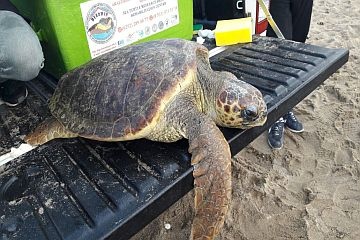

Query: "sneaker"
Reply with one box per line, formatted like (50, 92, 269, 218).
(268, 118, 286, 150)
(284, 111, 304, 133)
(0, 80, 28, 107)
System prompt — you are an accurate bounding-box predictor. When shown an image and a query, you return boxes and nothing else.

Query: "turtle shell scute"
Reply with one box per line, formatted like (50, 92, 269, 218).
(49, 39, 208, 138)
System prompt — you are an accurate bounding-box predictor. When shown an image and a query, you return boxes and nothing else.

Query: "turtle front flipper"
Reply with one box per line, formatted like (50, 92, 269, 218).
(188, 118, 231, 240)
(25, 117, 78, 146)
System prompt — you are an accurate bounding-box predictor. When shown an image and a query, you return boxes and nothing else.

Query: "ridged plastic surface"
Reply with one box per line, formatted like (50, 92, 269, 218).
(0, 37, 349, 239)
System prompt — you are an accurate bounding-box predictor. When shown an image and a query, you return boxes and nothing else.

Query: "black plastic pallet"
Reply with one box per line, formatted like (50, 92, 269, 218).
(0, 37, 349, 240)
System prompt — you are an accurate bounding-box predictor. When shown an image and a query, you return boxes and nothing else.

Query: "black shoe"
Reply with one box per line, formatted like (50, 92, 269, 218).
(0, 81, 28, 107)
(284, 111, 304, 133)
(268, 118, 286, 150)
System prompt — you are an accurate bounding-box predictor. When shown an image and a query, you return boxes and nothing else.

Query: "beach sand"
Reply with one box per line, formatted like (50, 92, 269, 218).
(132, 0, 360, 239)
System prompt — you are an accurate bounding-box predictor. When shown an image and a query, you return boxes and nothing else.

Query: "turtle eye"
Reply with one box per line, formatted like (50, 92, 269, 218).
(242, 105, 258, 120)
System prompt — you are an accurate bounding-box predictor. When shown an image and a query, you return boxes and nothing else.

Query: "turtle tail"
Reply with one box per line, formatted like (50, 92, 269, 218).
(25, 117, 78, 146)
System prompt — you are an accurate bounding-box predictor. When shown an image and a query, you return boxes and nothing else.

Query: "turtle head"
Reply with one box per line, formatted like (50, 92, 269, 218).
(213, 72, 267, 129)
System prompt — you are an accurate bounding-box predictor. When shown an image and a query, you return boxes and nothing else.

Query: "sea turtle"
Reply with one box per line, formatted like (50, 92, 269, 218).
(25, 39, 267, 239)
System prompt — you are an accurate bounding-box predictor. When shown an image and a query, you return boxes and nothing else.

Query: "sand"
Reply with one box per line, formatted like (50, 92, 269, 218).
(131, 0, 360, 239)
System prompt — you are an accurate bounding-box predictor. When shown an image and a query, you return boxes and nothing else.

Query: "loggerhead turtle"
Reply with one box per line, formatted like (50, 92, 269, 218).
(25, 39, 267, 239)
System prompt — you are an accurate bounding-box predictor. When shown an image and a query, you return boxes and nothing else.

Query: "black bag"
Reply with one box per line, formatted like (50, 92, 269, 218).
(193, 0, 246, 21)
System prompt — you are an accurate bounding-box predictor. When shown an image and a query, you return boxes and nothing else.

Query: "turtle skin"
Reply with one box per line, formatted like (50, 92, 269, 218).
(25, 38, 267, 240)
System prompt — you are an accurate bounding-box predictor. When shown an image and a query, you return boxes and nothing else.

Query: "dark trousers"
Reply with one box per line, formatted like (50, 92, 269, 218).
(0, 0, 20, 14)
(266, 0, 313, 43)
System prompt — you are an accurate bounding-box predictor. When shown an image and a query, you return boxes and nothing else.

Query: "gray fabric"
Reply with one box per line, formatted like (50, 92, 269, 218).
(0, 10, 44, 82)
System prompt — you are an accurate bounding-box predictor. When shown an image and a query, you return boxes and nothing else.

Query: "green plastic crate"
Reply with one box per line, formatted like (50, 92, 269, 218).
(11, 0, 193, 78)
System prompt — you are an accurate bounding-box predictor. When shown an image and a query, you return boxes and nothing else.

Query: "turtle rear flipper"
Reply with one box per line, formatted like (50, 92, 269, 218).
(25, 117, 78, 145)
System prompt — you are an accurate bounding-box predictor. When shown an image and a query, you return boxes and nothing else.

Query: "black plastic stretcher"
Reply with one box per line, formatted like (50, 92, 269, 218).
(0, 37, 349, 240)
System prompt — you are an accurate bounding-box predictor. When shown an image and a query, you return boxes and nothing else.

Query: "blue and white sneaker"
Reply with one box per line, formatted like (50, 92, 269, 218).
(284, 111, 304, 133)
(268, 117, 286, 150)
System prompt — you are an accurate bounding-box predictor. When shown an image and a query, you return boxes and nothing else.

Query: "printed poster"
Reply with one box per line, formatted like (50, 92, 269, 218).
(80, 0, 180, 58)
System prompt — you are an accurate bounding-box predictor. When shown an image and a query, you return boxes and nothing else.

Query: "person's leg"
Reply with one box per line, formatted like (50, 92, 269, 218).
(291, 0, 313, 43)
(266, 0, 293, 40)
(0, 11, 44, 81)
(266, 0, 310, 149)
(266, 0, 293, 149)
(0, 10, 44, 106)
(279, 0, 313, 132)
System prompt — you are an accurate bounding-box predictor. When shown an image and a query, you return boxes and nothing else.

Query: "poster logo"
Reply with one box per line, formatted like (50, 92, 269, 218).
(80, 0, 180, 58)
(85, 3, 117, 43)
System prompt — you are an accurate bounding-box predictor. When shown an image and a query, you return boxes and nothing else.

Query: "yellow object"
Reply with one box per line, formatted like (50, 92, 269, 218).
(214, 17, 253, 46)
